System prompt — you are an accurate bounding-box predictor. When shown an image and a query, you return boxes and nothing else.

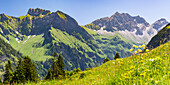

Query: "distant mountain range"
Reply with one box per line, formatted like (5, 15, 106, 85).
(85, 12, 169, 43)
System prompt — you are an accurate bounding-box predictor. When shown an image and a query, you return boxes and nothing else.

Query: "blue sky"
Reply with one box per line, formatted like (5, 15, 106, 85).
(0, 0, 170, 25)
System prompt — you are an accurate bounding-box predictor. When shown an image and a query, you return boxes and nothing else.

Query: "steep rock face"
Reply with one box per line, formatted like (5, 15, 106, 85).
(147, 23, 170, 49)
(0, 8, 105, 71)
(88, 12, 149, 35)
(151, 18, 169, 31)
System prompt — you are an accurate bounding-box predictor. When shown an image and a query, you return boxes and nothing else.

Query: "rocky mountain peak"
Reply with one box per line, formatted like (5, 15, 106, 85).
(27, 8, 51, 16)
(152, 18, 169, 31)
(0, 13, 11, 22)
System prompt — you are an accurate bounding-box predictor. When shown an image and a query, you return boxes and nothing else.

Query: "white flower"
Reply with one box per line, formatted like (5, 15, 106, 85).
(113, 62, 115, 64)
(149, 59, 154, 62)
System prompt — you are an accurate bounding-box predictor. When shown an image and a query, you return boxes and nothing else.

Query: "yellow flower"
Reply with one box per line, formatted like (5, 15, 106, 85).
(140, 73, 145, 76)
(125, 76, 129, 79)
(135, 51, 138, 54)
(142, 44, 145, 48)
(130, 66, 134, 69)
(133, 45, 136, 47)
(135, 46, 138, 48)
(139, 60, 144, 63)
(165, 54, 167, 56)
(145, 69, 150, 72)
(139, 45, 142, 48)
(141, 63, 144, 66)
(120, 62, 123, 64)
(130, 49, 133, 52)
(146, 49, 149, 52)
(138, 49, 142, 52)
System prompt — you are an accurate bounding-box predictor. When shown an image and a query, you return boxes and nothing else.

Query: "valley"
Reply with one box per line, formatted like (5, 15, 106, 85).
(0, 8, 169, 84)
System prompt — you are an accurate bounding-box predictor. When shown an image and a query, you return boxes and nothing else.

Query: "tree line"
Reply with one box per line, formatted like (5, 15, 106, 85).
(1, 52, 65, 84)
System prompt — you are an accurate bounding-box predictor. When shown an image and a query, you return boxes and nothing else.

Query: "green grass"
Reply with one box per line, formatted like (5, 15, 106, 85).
(57, 11, 67, 21)
(16, 35, 50, 61)
(50, 27, 95, 53)
(81, 26, 97, 36)
(27, 41, 170, 85)
(81, 26, 135, 59)
(18, 16, 27, 20)
(94, 32, 134, 59)
(7, 34, 51, 61)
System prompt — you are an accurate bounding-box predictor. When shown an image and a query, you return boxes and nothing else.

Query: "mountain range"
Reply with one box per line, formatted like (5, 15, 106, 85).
(85, 12, 168, 43)
(0, 8, 169, 78)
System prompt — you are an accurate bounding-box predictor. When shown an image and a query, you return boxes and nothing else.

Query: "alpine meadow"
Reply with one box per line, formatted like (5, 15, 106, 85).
(0, 0, 169, 85)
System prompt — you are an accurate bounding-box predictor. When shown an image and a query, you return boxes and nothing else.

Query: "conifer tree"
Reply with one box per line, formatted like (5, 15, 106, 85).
(114, 52, 120, 60)
(51, 52, 59, 78)
(57, 53, 65, 76)
(3, 60, 13, 84)
(12, 57, 25, 83)
(103, 57, 110, 63)
(0, 77, 2, 84)
(45, 52, 65, 80)
(22, 56, 38, 82)
(44, 68, 53, 80)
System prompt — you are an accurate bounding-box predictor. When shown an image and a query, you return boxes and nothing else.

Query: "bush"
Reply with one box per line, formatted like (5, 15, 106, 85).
(79, 73, 86, 79)
(114, 53, 120, 60)
(103, 57, 110, 63)
(86, 68, 92, 71)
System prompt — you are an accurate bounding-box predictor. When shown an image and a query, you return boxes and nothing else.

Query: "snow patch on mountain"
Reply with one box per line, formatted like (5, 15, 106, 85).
(15, 38, 20, 43)
(23, 35, 31, 44)
(96, 26, 115, 35)
(0, 28, 3, 34)
(117, 26, 157, 44)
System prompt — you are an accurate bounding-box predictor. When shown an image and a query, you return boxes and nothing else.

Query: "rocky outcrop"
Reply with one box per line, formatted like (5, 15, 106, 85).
(27, 8, 51, 16)
(151, 18, 169, 31)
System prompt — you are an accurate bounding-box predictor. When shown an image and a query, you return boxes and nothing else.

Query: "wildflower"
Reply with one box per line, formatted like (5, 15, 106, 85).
(130, 66, 134, 69)
(155, 80, 159, 84)
(125, 76, 129, 79)
(130, 49, 133, 52)
(136, 56, 140, 59)
(149, 59, 154, 62)
(135, 46, 138, 48)
(165, 54, 167, 56)
(141, 63, 144, 66)
(150, 78, 154, 81)
(140, 73, 145, 76)
(145, 69, 150, 72)
(138, 49, 142, 52)
(120, 62, 123, 64)
(135, 51, 137, 54)
(139, 60, 144, 63)
(133, 45, 136, 48)
(146, 49, 149, 52)
(113, 62, 115, 64)
(142, 44, 145, 48)
(139, 45, 142, 48)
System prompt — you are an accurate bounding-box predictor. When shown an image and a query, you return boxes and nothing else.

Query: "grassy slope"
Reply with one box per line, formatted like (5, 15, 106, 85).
(8, 34, 50, 61)
(82, 26, 134, 59)
(29, 41, 170, 85)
